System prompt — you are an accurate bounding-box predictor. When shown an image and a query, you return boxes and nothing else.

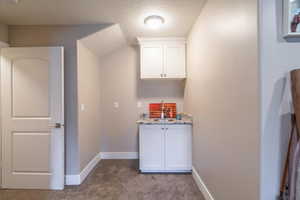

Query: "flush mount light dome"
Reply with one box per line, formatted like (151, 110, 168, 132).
(144, 15, 165, 29)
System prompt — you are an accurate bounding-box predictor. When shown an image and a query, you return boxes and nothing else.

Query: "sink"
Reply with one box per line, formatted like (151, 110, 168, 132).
(151, 118, 176, 122)
(152, 118, 164, 122)
(167, 119, 175, 122)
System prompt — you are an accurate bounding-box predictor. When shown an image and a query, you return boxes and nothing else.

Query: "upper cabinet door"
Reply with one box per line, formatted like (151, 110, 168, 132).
(138, 38, 186, 79)
(164, 44, 186, 78)
(140, 45, 164, 79)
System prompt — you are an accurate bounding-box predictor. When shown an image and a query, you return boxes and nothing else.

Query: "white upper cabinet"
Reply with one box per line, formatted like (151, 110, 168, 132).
(164, 44, 186, 79)
(138, 38, 186, 79)
(140, 45, 164, 79)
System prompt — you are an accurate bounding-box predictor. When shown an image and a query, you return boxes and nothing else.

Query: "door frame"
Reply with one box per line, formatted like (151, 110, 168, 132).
(0, 41, 9, 188)
(0, 46, 65, 190)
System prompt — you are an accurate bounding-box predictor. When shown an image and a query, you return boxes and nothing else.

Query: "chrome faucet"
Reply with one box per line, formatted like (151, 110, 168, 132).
(161, 100, 165, 119)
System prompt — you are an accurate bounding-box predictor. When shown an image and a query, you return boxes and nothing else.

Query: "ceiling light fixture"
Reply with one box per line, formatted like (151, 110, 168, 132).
(144, 15, 165, 29)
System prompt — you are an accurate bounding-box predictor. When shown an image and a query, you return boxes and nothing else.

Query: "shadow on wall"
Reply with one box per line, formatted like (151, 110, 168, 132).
(274, 0, 300, 168)
(264, 76, 293, 196)
(280, 113, 292, 175)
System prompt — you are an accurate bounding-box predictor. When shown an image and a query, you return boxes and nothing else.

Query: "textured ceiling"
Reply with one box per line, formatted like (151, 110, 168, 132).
(0, 0, 204, 42)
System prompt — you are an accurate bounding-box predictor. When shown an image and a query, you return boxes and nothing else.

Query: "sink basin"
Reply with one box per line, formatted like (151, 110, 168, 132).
(167, 119, 175, 122)
(151, 118, 176, 122)
(152, 118, 164, 122)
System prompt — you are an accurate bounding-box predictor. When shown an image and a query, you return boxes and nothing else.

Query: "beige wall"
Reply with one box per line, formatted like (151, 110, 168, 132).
(0, 24, 8, 43)
(100, 45, 184, 152)
(185, 0, 260, 199)
(77, 41, 102, 171)
(8, 25, 107, 174)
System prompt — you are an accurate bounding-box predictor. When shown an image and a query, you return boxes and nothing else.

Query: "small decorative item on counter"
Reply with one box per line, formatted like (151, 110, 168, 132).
(176, 114, 182, 120)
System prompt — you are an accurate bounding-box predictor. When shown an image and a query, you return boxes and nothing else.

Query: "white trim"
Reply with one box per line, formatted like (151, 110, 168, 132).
(65, 152, 101, 185)
(0, 41, 8, 188)
(192, 166, 215, 200)
(80, 152, 101, 183)
(100, 152, 139, 159)
(50, 47, 65, 190)
(65, 174, 80, 185)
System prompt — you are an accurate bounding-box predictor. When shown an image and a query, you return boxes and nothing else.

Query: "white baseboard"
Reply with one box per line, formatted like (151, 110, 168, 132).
(100, 152, 138, 159)
(192, 166, 215, 200)
(65, 174, 80, 185)
(80, 152, 101, 183)
(65, 152, 101, 185)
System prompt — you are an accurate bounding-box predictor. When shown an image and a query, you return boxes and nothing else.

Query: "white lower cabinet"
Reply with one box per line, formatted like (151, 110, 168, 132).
(139, 124, 192, 173)
(139, 125, 165, 171)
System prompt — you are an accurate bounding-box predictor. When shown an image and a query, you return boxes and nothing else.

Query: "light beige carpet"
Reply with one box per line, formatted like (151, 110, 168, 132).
(0, 160, 205, 200)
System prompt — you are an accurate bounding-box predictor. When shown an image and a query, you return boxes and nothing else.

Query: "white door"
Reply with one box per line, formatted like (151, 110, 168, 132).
(140, 45, 164, 79)
(165, 125, 192, 171)
(164, 45, 186, 78)
(139, 125, 165, 171)
(1, 47, 64, 190)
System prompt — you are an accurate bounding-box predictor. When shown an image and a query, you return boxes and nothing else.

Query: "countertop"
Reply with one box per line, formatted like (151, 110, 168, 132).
(137, 117, 193, 125)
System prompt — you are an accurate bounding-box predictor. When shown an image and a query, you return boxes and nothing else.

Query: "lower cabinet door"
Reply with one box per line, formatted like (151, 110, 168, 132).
(139, 125, 165, 171)
(165, 125, 192, 171)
